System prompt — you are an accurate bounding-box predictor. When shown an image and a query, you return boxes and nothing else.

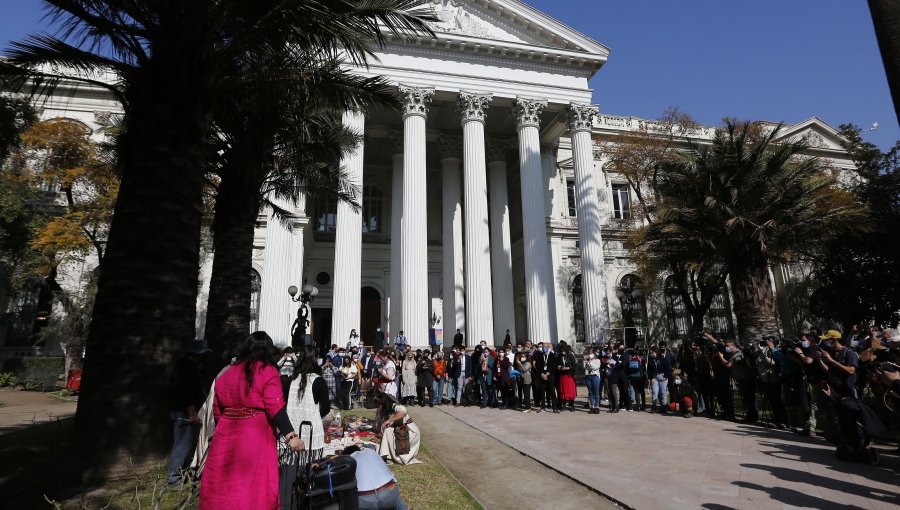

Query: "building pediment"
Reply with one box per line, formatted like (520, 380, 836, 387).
(772, 117, 847, 151)
(382, 0, 609, 74)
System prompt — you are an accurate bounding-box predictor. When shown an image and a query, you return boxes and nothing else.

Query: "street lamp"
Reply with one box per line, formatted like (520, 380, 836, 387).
(289, 283, 318, 348)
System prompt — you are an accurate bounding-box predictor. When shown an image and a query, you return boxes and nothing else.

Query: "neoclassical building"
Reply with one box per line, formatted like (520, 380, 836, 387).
(3, 0, 857, 356)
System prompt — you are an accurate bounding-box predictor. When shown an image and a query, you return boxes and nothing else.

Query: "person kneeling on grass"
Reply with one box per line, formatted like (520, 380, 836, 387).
(343, 446, 409, 510)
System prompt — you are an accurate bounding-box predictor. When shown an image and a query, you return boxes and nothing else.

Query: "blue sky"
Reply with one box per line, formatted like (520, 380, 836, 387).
(1, 0, 897, 149)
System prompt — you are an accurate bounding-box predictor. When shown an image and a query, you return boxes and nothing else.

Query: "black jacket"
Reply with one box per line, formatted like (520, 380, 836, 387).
(532, 351, 557, 382)
(448, 354, 473, 379)
(372, 329, 385, 350)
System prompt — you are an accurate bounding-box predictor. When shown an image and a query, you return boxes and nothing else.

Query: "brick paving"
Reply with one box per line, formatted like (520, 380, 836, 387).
(434, 403, 900, 509)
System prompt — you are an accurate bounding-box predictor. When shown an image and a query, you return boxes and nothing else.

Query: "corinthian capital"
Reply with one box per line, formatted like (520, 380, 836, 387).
(512, 97, 548, 129)
(399, 85, 435, 119)
(565, 103, 599, 132)
(457, 91, 493, 123)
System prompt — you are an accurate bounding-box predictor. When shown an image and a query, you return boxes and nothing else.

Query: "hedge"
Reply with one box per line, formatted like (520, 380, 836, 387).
(2, 357, 65, 391)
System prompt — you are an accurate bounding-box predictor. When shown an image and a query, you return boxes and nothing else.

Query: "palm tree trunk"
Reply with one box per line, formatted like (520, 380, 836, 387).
(869, 0, 900, 125)
(69, 85, 208, 478)
(205, 170, 262, 356)
(728, 263, 780, 342)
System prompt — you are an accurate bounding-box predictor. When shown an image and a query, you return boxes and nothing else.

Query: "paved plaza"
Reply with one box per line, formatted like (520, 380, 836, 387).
(424, 402, 899, 510)
(0, 389, 77, 433)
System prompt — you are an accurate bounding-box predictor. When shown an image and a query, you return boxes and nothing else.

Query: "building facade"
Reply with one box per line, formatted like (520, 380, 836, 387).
(4, 0, 858, 356)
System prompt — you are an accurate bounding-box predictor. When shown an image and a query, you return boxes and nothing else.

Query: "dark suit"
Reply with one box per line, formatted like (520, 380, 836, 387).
(453, 332, 464, 347)
(372, 329, 385, 351)
(532, 351, 558, 411)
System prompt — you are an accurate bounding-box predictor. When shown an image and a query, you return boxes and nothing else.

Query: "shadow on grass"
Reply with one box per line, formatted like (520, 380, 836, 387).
(0, 417, 197, 509)
(0, 416, 76, 506)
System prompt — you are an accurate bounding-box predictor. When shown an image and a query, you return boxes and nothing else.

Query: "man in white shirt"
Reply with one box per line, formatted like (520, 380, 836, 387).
(394, 331, 407, 355)
(344, 446, 408, 510)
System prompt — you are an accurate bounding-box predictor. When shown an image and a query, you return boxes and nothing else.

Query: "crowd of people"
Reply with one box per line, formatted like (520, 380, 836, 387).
(168, 324, 900, 509)
(343, 326, 899, 465)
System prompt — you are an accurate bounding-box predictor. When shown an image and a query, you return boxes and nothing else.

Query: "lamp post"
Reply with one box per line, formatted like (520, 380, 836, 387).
(289, 283, 318, 349)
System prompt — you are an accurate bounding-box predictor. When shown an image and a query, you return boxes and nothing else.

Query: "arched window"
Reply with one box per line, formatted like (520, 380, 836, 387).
(250, 269, 262, 332)
(362, 185, 382, 233)
(314, 196, 337, 232)
(572, 275, 584, 343)
(664, 276, 689, 340)
(706, 287, 732, 338)
(617, 274, 647, 347)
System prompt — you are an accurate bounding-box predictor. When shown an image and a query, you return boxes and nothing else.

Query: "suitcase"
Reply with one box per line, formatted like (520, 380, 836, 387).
(292, 421, 359, 510)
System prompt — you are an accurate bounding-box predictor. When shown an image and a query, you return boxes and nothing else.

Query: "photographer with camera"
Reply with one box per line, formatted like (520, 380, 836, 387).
(705, 333, 736, 421)
(789, 334, 828, 435)
(780, 336, 810, 434)
(755, 336, 787, 427)
(818, 330, 886, 464)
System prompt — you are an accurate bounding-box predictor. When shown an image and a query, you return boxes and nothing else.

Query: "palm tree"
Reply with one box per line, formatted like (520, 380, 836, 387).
(205, 51, 398, 356)
(2, 0, 433, 476)
(639, 120, 867, 342)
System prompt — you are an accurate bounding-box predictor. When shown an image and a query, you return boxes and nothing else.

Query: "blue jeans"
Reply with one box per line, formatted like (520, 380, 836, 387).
(585, 375, 601, 408)
(357, 484, 408, 510)
(432, 378, 445, 404)
(650, 376, 668, 409)
(167, 411, 199, 483)
(479, 379, 494, 406)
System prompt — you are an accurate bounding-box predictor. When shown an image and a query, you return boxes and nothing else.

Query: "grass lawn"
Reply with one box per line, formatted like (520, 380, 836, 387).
(0, 411, 481, 510)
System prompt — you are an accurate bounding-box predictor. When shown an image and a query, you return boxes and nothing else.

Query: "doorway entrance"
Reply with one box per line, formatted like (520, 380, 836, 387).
(311, 307, 332, 355)
(360, 286, 382, 346)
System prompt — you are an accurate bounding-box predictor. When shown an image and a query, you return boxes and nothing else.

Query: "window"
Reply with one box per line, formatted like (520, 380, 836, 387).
(315, 196, 337, 232)
(572, 275, 585, 343)
(664, 276, 689, 340)
(362, 185, 382, 233)
(617, 274, 647, 347)
(611, 184, 631, 219)
(566, 179, 577, 216)
(250, 269, 262, 332)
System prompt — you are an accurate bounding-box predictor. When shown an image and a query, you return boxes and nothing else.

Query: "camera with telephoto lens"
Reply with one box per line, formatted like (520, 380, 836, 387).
(782, 336, 801, 350)
(880, 361, 899, 373)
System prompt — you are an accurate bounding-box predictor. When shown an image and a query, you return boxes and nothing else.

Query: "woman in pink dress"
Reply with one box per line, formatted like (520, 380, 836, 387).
(200, 332, 304, 510)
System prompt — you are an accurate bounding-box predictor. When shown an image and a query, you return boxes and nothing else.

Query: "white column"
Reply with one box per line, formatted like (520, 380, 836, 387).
(440, 136, 466, 345)
(541, 146, 557, 219)
(331, 110, 365, 345)
(543, 145, 561, 341)
(399, 85, 434, 346)
(513, 97, 558, 343)
(458, 91, 496, 346)
(389, 132, 403, 338)
(258, 200, 305, 347)
(487, 139, 516, 344)
(566, 103, 610, 343)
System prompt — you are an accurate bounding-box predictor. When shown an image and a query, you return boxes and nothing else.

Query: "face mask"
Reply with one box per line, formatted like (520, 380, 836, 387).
(725, 347, 733, 354)
(542, 348, 549, 353)
(517, 347, 523, 352)
(352, 355, 359, 361)
(850, 340, 860, 348)
(801, 340, 810, 348)
(674, 379, 682, 385)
